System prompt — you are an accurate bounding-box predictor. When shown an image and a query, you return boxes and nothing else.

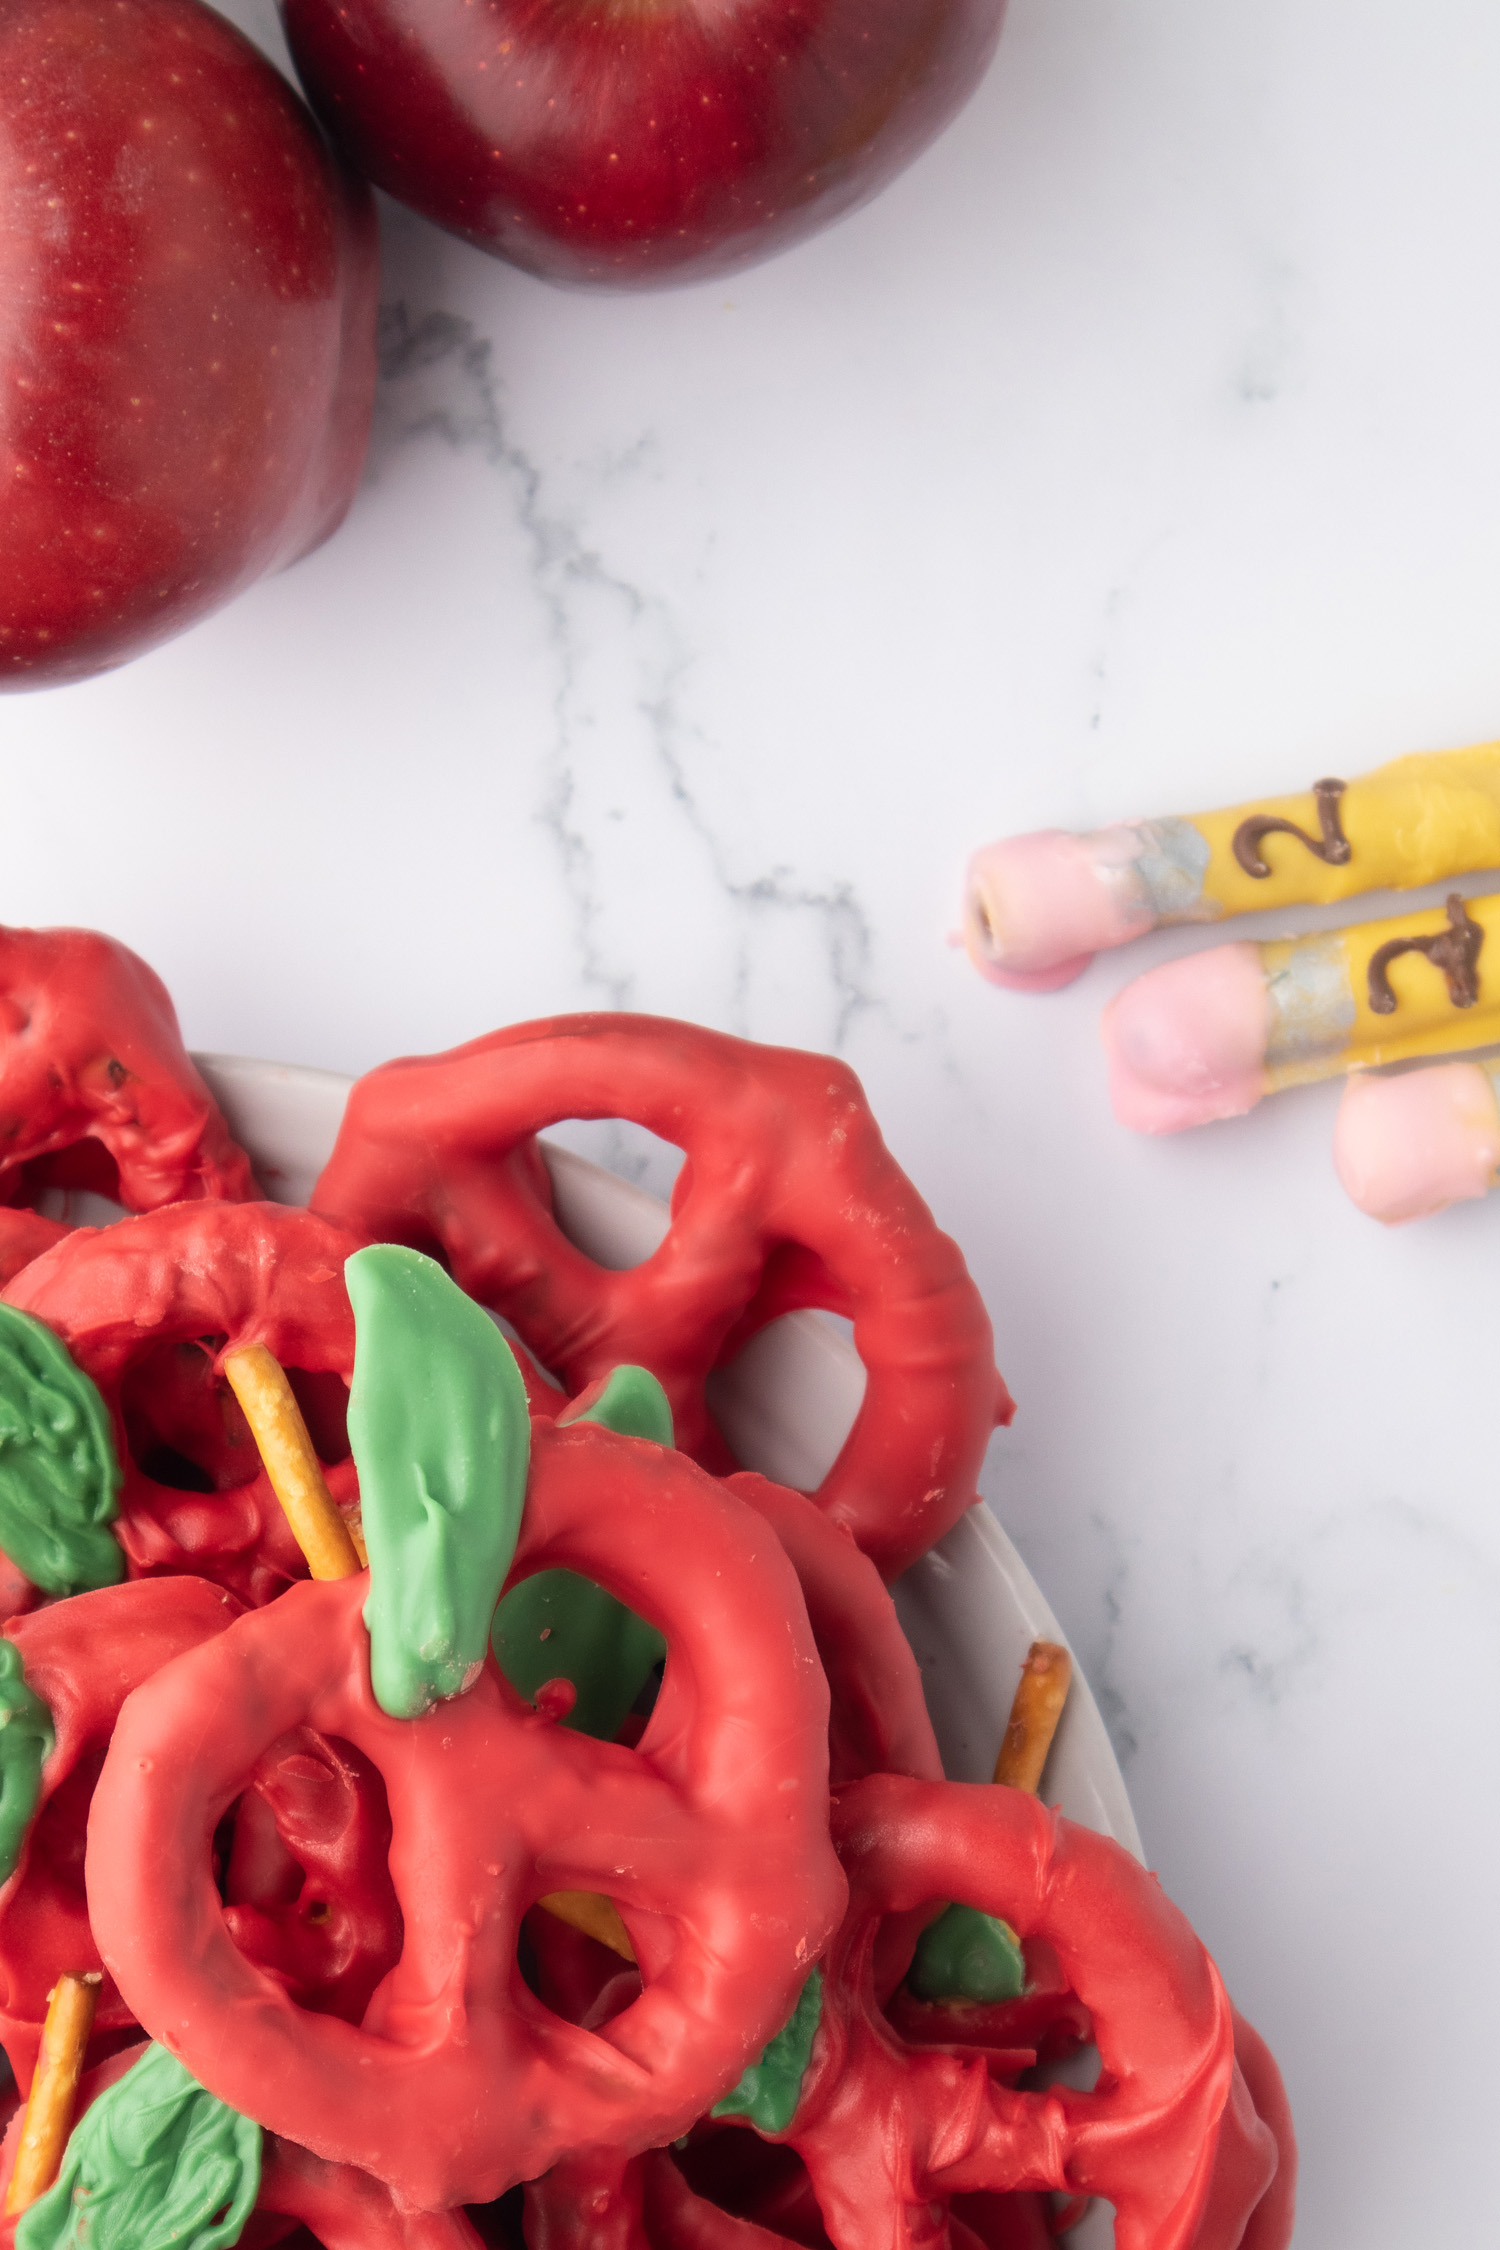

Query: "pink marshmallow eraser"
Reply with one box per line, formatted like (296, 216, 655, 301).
(962, 829, 1155, 993)
(1333, 1064, 1500, 1224)
(1102, 943, 1271, 1133)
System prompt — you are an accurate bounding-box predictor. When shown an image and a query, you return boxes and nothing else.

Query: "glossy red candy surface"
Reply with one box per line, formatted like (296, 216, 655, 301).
(280, 0, 1006, 286)
(0, 0, 378, 689)
(0, 926, 255, 1213)
(311, 1012, 1011, 1581)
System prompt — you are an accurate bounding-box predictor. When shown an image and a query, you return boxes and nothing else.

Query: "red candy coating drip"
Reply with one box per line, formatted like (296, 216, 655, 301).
(0, 1578, 242, 2089)
(88, 1420, 846, 2211)
(731, 1776, 1291, 2250)
(0, 927, 254, 1213)
(5, 1202, 366, 1604)
(311, 1013, 1011, 1580)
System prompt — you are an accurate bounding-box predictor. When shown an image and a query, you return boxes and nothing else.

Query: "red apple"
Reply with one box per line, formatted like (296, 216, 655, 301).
(0, 0, 379, 691)
(280, 0, 1005, 288)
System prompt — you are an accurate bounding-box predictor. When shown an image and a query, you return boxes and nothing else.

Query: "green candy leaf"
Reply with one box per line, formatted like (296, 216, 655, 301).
(0, 1303, 123, 1596)
(557, 1365, 674, 1449)
(346, 1245, 530, 1720)
(492, 1366, 670, 1741)
(0, 1638, 53, 1885)
(711, 1969, 824, 2135)
(907, 1902, 1027, 2005)
(16, 2043, 261, 2250)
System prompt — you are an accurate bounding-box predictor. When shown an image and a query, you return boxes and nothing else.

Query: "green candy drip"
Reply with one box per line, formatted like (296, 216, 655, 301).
(346, 1245, 531, 1721)
(16, 2043, 261, 2250)
(492, 1366, 670, 1741)
(0, 1638, 53, 1886)
(906, 1902, 1027, 2005)
(711, 1969, 824, 2135)
(0, 1303, 123, 1596)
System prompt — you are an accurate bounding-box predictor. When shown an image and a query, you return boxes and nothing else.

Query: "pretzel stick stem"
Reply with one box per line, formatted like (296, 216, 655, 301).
(993, 1640, 1072, 1795)
(538, 1889, 636, 1962)
(222, 1344, 363, 1579)
(5, 1971, 101, 2214)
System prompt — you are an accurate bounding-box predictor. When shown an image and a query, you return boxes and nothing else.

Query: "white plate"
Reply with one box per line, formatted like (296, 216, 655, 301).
(194, 1052, 1139, 2248)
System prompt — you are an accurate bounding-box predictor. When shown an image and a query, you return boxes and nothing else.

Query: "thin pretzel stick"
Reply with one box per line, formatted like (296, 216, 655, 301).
(993, 1640, 1072, 1795)
(537, 1889, 636, 1962)
(5, 1971, 101, 2214)
(222, 1344, 362, 1581)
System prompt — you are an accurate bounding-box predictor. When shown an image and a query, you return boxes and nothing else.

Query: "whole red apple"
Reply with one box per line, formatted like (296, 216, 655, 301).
(280, 0, 1005, 288)
(0, 0, 379, 691)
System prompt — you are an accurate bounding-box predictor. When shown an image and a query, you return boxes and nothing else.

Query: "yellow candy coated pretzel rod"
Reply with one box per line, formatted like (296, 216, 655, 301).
(5, 1971, 101, 2215)
(1106, 888, 1500, 1133)
(964, 739, 1500, 991)
(993, 1640, 1072, 1795)
(222, 1344, 364, 1578)
(224, 1342, 634, 1961)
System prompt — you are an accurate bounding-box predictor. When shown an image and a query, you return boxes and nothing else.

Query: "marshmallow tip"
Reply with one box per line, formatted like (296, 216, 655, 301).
(962, 829, 1146, 990)
(1334, 1065, 1500, 1224)
(1102, 945, 1270, 1134)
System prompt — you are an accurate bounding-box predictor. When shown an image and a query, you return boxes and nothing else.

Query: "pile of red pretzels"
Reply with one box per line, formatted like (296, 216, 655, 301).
(0, 924, 1294, 2250)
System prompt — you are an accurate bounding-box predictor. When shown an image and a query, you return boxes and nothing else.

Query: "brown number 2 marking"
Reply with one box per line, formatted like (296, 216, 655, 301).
(1367, 894, 1484, 1016)
(1232, 777, 1351, 878)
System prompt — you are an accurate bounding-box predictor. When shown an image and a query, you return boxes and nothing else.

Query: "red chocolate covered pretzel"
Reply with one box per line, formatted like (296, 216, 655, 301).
(722, 1775, 1289, 2250)
(311, 1014, 1011, 1580)
(0, 925, 253, 1215)
(87, 1418, 846, 2211)
(0, 1579, 404, 2096)
(5, 1202, 366, 1604)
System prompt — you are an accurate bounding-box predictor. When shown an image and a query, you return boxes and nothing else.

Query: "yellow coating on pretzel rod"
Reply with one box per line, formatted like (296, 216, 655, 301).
(5, 1972, 100, 2215)
(222, 1345, 362, 1582)
(1263, 888, 1500, 1092)
(1188, 744, 1500, 919)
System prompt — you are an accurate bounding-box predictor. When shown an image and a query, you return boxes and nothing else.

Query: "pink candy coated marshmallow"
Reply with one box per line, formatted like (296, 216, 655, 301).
(962, 829, 1155, 992)
(1333, 1064, 1500, 1223)
(1102, 944, 1271, 1133)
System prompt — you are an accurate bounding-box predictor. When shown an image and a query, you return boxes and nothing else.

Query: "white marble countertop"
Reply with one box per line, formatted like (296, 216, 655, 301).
(7, 1, 1498, 2237)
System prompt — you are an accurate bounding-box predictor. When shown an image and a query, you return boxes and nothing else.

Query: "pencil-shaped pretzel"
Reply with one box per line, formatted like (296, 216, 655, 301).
(994, 1639, 1072, 1794)
(5, 1971, 100, 2214)
(961, 740, 1500, 991)
(1103, 889, 1500, 1133)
